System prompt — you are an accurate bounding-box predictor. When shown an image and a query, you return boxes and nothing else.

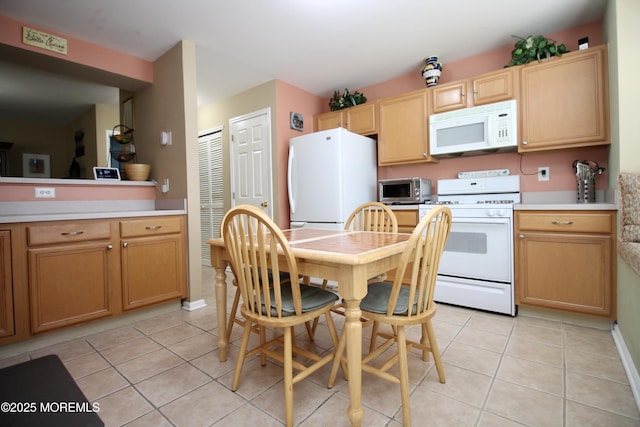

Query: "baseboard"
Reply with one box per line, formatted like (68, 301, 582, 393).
(181, 298, 207, 311)
(612, 323, 640, 411)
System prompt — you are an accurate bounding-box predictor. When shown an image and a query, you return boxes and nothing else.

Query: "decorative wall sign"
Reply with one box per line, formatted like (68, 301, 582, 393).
(23, 153, 51, 178)
(22, 26, 67, 55)
(290, 112, 303, 131)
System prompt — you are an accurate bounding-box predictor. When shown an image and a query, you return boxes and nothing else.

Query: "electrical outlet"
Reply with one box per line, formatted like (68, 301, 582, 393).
(538, 166, 550, 182)
(35, 187, 55, 198)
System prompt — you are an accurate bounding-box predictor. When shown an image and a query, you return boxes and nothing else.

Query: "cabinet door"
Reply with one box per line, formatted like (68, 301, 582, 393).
(472, 68, 517, 106)
(519, 46, 609, 152)
(121, 234, 186, 310)
(314, 111, 342, 132)
(377, 89, 433, 165)
(344, 103, 376, 135)
(393, 210, 419, 233)
(28, 242, 115, 333)
(516, 232, 612, 316)
(0, 231, 14, 338)
(431, 81, 468, 113)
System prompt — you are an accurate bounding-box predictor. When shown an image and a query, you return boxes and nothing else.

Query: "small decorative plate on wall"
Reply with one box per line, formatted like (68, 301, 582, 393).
(290, 112, 303, 131)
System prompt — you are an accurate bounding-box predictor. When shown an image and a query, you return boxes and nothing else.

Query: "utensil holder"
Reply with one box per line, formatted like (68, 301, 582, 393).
(577, 177, 596, 203)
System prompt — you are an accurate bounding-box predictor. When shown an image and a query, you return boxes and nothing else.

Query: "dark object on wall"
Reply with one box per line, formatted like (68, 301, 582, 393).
(0, 354, 104, 426)
(290, 112, 303, 131)
(0, 142, 13, 176)
(69, 157, 81, 178)
(74, 130, 85, 158)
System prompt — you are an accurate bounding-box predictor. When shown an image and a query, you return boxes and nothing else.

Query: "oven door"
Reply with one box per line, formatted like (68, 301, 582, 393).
(437, 217, 512, 283)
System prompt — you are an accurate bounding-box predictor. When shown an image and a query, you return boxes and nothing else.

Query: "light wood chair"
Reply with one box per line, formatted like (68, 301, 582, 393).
(225, 270, 290, 341)
(221, 205, 340, 427)
(328, 205, 452, 427)
(345, 201, 399, 233)
(307, 201, 399, 337)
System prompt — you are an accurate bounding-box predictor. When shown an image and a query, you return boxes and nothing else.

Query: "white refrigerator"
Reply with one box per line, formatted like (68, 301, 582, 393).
(288, 128, 377, 229)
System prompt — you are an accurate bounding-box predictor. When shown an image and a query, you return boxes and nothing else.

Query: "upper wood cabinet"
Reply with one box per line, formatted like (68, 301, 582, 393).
(431, 68, 517, 113)
(519, 45, 609, 152)
(313, 103, 376, 135)
(377, 89, 436, 166)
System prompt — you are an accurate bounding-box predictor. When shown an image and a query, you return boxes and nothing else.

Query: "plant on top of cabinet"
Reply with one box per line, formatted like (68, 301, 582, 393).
(329, 88, 367, 111)
(506, 35, 568, 67)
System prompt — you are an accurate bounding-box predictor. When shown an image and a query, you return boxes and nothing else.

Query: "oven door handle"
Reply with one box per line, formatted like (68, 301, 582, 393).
(450, 217, 511, 225)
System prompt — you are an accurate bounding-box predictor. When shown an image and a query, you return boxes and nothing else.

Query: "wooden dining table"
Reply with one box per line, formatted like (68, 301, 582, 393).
(208, 227, 412, 427)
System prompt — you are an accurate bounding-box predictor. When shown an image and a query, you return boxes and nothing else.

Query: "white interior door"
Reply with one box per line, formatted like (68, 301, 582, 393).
(199, 127, 224, 266)
(229, 108, 273, 217)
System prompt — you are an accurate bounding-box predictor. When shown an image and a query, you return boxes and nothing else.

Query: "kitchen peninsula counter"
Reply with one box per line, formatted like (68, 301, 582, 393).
(0, 177, 189, 347)
(0, 177, 186, 223)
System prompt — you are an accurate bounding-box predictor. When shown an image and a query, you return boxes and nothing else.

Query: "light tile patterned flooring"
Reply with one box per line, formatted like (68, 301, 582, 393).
(1, 267, 639, 426)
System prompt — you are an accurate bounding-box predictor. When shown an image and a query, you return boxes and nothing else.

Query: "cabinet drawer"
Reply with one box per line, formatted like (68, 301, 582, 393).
(120, 216, 182, 238)
(27, 221, 111, 246)
(393, 210, 418, 233)
(517, 212, 613, 234)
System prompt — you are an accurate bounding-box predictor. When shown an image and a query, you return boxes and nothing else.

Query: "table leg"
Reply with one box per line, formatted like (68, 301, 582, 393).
(213, 262, 228, 362)
(343, 298, 364, 427)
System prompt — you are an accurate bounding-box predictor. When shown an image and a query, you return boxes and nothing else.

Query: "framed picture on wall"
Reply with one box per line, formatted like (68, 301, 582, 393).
(122, 96, 135, 130)
(23, 153, 51, 178)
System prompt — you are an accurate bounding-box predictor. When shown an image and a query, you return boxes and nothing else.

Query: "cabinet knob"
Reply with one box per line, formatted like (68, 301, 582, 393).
(522, 141, 528, 145)
(145, 225, 162, 230)
(107, 244, 113, 250)
(123, 242, 128, 248)
(551, 221, 573, 225)
(519, 234, 524, 239)
(261, 201, 268, 207)
(61, 231, 84, 236)
(461, 90, 465, 97)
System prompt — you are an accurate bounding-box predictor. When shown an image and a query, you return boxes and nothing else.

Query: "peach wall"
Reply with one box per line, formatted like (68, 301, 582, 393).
(0, 15, 153, 83)
(275, 80, 325, 228)
(0, 183, 155, 202)
(378, 147, 610, 194)
(356, 21, 604, 103)
(356, 20, 608, 196)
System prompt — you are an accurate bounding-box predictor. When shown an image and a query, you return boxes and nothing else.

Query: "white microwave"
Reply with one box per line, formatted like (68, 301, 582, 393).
(429, 99, 517, 157)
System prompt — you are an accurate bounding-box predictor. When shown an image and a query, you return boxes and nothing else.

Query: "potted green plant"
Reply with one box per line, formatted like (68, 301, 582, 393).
(505, 35, 569, 67)
(329, 88, 367, 111)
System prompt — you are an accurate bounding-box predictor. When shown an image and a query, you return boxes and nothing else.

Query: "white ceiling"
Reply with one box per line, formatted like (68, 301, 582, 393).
(0, 0, 608, 124)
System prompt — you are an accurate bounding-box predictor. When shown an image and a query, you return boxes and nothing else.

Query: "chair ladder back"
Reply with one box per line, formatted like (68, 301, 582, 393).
(388, 206, 451, 317)
(222, 205, 300, 319)
(346, 202, 398, 233)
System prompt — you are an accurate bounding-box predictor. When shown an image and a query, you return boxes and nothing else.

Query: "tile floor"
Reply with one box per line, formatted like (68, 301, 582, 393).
(1, 267, 639, 426)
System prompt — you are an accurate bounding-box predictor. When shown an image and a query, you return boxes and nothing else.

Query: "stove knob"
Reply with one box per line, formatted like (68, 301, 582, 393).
(495, 210, 505, 217)
(487, 210, 495, 217)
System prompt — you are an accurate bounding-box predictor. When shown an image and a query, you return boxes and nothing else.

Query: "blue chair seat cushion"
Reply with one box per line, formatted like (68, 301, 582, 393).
(265, 284, 338, 317)
(360, 282, 415, 315)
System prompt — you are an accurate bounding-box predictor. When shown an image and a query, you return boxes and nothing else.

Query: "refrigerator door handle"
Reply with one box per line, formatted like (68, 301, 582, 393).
(287, 146, 295, 214)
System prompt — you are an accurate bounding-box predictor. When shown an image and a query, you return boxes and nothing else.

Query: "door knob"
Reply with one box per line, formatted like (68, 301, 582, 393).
(261, 201, 268, 207)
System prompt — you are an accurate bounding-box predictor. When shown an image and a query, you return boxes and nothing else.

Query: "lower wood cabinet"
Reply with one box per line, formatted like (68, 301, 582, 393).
(515, 210, 616, 318)
(26, 220, 117, 333)
(120, 217, 187, 310)
(393, 209, 419, 233)
(1, 214, 187, 342)
(0, 230, 14, 338)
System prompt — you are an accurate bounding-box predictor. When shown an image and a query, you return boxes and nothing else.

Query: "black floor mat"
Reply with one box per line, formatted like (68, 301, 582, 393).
(0, 354, 104, 427)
